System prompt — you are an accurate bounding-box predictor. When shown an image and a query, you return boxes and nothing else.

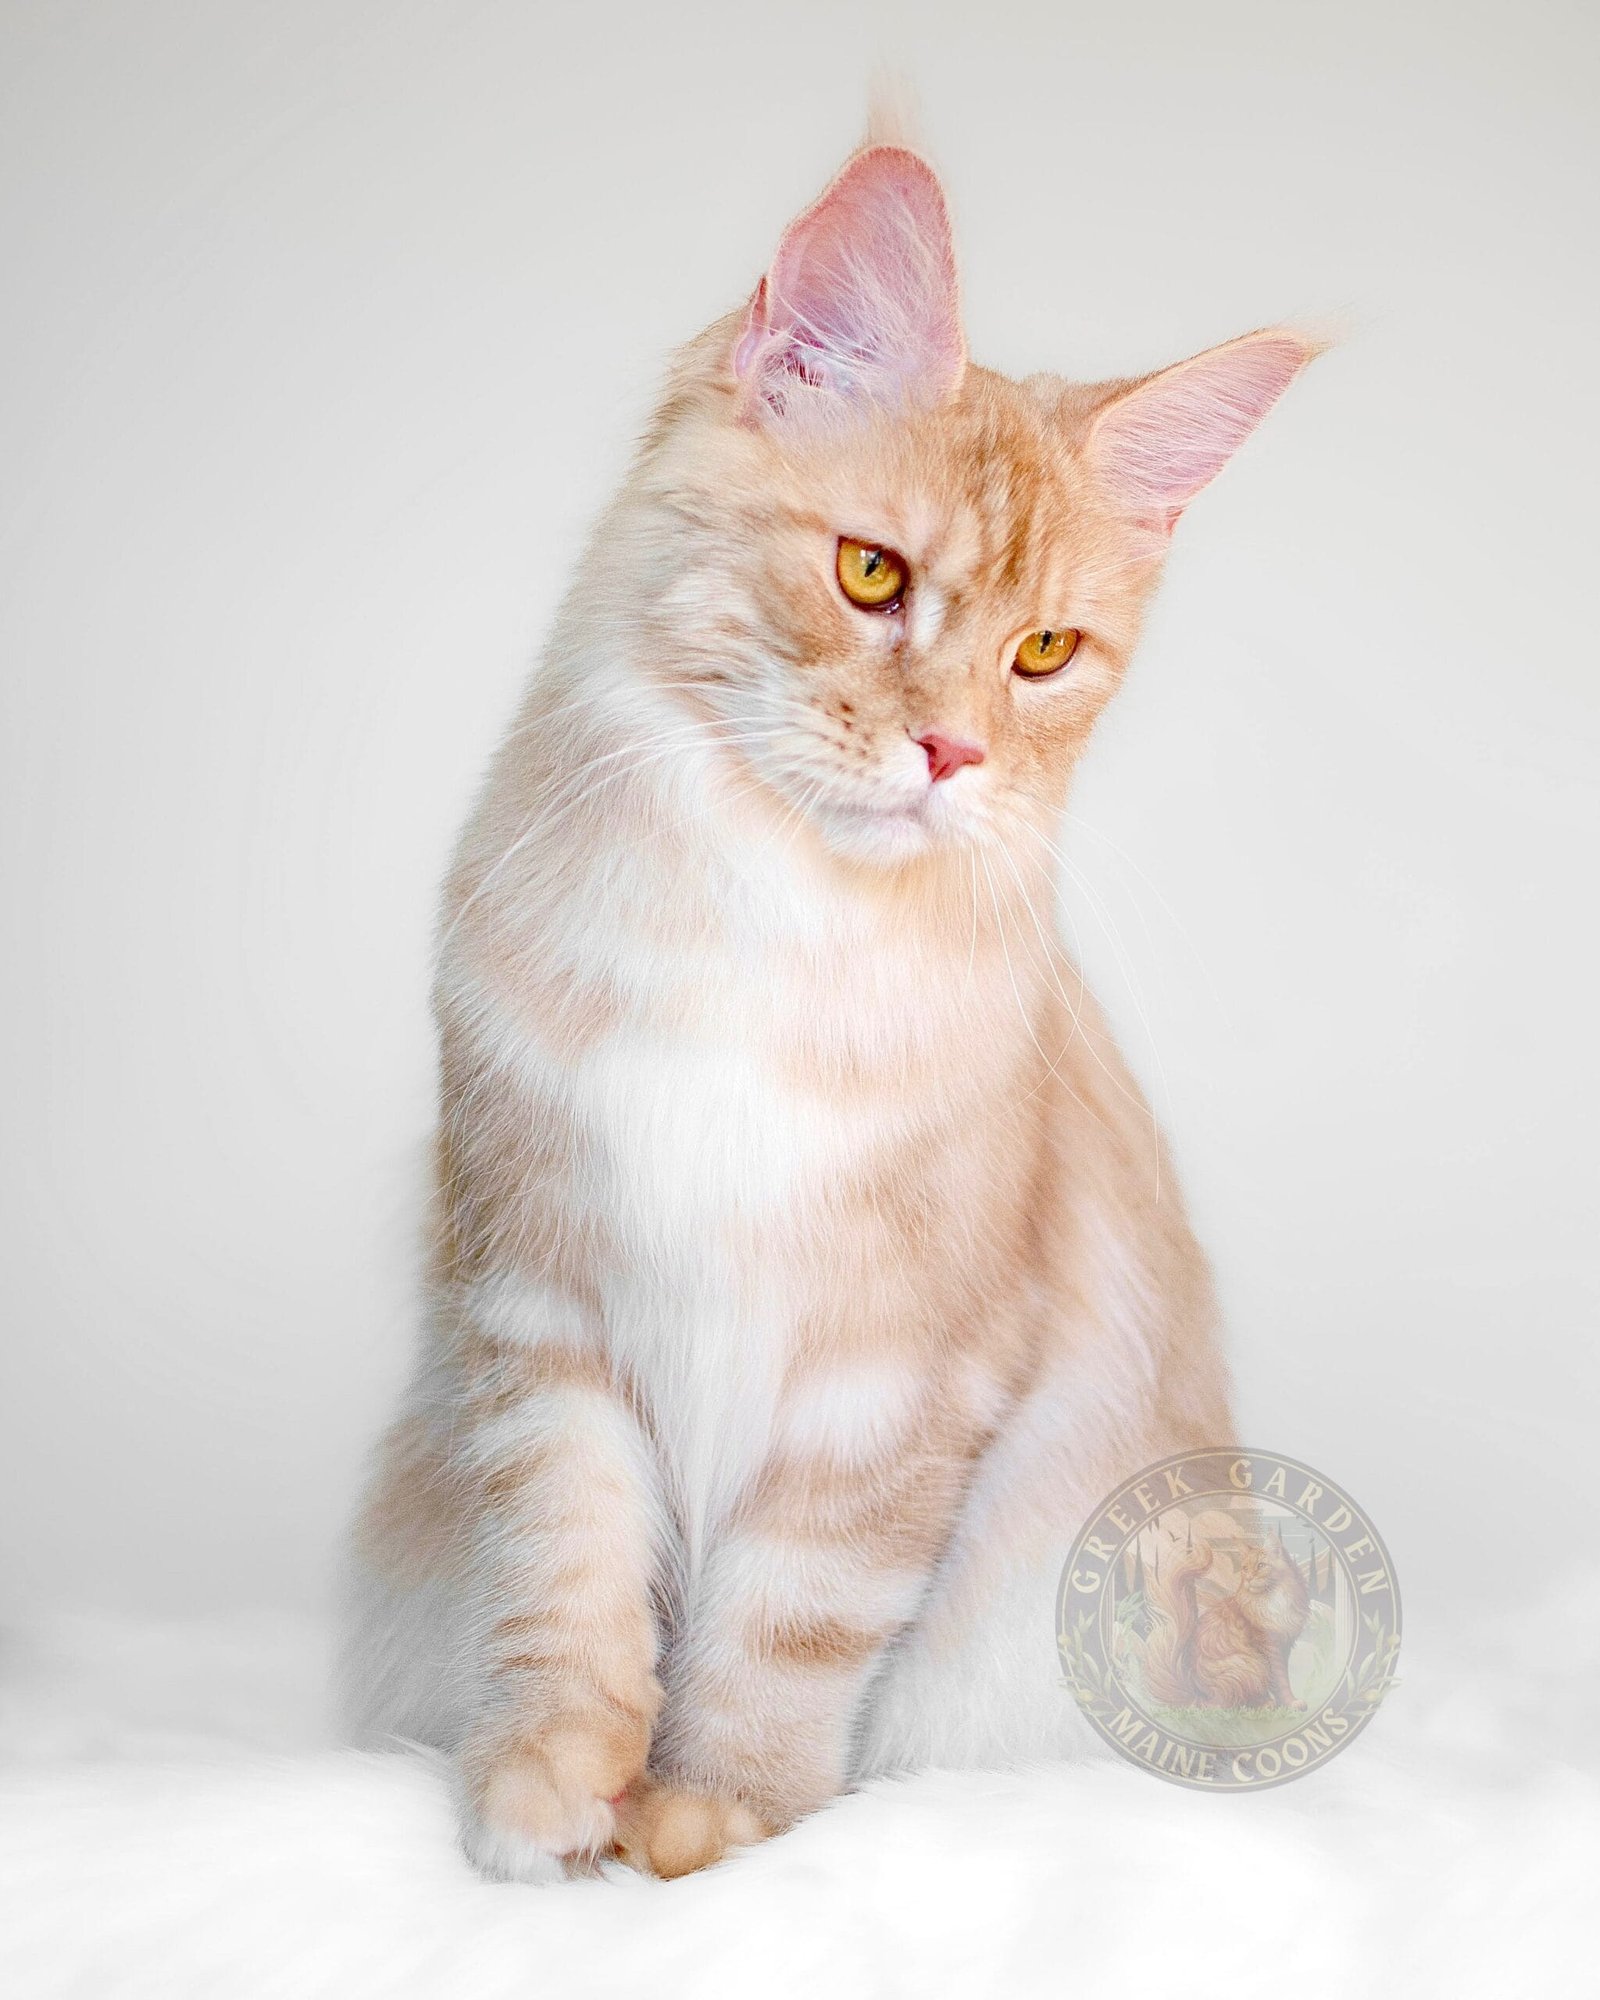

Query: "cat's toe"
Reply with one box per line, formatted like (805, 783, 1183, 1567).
(461, 1717, 650, 1883)
(612, 1780, 769, 1880)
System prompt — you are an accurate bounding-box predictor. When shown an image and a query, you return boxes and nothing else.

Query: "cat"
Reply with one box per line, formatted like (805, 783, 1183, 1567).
(1140, 1528, 1312, 1710)
(342, 130, 1318, 1882)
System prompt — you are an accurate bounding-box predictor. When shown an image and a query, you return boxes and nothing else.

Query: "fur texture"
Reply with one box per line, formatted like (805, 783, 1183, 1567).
(343, 140, 1318, 1880)
(5, 1597, 1598, 1998)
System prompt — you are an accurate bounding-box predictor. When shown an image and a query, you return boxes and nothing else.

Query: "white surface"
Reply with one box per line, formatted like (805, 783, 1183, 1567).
(1, 1579, 1595, 1998)
(2, 5, 1596, 1631)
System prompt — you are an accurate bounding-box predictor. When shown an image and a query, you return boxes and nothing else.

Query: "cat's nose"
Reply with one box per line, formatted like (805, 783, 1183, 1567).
(916, 731, 986, 783)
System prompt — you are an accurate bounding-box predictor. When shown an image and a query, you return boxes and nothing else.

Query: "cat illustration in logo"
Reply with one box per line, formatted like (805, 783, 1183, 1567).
(1140, 1527, 1311, 1710)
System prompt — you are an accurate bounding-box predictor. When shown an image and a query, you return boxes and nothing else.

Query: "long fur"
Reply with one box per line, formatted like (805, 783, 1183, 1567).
(342, 141, 1316, 1881)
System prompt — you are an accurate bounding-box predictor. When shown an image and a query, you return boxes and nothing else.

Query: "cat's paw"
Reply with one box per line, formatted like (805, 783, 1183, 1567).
(612, 1779, 769, 1880)
(461, 1714, 651, 1883)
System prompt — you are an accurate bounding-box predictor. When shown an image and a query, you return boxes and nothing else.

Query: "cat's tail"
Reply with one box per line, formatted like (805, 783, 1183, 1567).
(1138, 1540, 1214, 1707)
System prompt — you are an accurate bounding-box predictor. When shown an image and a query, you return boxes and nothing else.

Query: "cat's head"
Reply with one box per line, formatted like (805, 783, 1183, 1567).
(630, 144, 1317, 869)
(1244, 1528, 1304, 1594)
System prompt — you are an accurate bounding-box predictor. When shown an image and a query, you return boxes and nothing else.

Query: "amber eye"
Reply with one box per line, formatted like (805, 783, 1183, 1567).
(1012, 628, 1081, 679)
(837, 539, 908, 609)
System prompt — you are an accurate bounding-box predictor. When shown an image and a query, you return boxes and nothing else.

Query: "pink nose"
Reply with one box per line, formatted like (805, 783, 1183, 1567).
(917, 731, 986, 783)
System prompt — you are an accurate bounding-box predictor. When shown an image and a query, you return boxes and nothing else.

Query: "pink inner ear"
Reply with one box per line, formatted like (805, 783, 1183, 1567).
(1088, 331, 1315, 519)
(736, 146, 964, 415)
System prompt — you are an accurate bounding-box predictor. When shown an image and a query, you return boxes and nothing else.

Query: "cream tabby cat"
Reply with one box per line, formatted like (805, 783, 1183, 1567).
(344, 138, 1316, 1881)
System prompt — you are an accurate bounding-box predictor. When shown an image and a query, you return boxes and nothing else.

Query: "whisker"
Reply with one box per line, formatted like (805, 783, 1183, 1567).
(977, 834, 1111, 1134)
(440, 718, 794, 950)
(964, 845, 980, 994)
(989, 829, 1151, 1173)
(1011, 813, 1172, 1159)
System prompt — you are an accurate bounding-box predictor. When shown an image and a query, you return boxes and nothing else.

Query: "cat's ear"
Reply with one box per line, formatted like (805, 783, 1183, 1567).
(734, 146, 965, 420)
(1084, 329, 1320, 530)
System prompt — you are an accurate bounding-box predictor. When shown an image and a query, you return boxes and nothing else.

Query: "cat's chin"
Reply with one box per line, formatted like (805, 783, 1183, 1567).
(815, 798, 938, 868)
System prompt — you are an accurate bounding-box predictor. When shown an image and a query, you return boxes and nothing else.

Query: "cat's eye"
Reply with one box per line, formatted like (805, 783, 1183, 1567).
(837, 539, 907, 610)
(1012, 628, 1081, 679)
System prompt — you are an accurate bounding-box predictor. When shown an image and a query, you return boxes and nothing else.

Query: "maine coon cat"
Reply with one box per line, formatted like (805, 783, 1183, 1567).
(344, 136, 1317, 1881)
(1140, 1529, 1313, 1710)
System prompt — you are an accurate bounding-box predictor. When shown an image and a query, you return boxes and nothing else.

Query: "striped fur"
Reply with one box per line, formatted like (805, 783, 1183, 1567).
(343, 141, 1313, 1880)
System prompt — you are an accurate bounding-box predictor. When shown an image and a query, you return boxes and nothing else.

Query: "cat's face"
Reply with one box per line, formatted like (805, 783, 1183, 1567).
(1242, 1533, 1298, 1593)
(634, 146, 1315, 870)
(645, 379, 1144, 868)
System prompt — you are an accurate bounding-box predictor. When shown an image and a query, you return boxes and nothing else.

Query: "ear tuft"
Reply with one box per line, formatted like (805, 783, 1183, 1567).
(864, 72, 921, 151)
(1085, 329, 1321, 525)
(734, 146, 964, 421)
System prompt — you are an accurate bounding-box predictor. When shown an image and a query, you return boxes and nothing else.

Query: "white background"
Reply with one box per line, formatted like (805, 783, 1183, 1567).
(2, 0, 1594, 1631)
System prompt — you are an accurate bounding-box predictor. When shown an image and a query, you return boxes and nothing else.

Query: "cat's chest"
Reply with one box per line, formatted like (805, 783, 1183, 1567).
(578, 900, 1015, 1238)
(520, 890, 1023, 1547)
(577, 1023, 850, 1250)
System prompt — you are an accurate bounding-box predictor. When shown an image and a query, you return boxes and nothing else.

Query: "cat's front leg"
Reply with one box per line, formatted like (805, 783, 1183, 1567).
(616, 1405, 972, 1879)
(451, 1316, 666, 1883)
(1268, 1644, 1305, 1710)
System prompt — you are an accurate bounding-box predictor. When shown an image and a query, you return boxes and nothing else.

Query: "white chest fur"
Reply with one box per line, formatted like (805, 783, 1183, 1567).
(571, 1002, 872, 1559)
(459, 778, 1024, 1565)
